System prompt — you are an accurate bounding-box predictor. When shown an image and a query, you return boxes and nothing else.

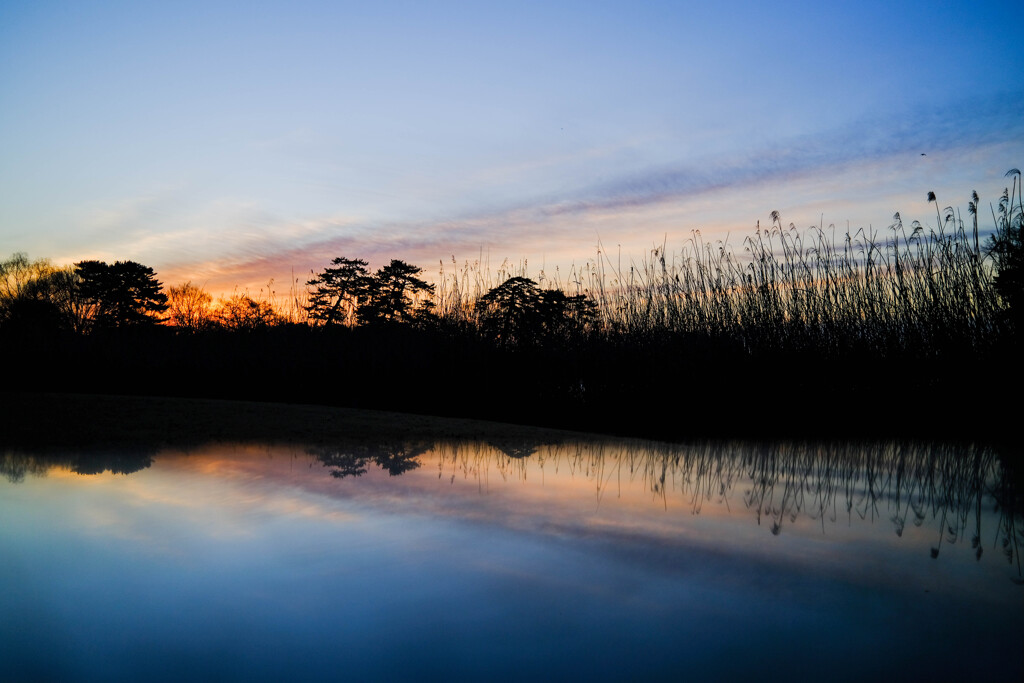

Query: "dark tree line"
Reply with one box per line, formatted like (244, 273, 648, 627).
(2, 251, 595, 343)
(0, 255, 167, 333)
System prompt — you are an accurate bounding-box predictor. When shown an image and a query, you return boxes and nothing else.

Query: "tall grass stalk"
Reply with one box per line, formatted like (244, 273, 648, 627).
(432, 201, 1007, 358)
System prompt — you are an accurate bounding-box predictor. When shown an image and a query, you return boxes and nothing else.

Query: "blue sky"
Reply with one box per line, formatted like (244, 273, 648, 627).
(1, 0, 1022, 295)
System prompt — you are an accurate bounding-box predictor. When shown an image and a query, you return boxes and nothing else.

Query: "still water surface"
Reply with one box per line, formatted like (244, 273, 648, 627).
(2, 434, 1021, 681)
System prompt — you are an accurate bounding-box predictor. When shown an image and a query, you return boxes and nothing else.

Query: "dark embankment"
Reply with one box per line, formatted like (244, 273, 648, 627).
(1, 319, 1018, 442)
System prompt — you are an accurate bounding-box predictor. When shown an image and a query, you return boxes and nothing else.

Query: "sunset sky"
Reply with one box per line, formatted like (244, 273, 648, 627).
(2, 0, 1022, 297)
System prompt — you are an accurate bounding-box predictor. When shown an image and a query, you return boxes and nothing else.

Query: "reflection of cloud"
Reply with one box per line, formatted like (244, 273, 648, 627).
(21, 436, 1018, 597)
(38, 446, 359, 554)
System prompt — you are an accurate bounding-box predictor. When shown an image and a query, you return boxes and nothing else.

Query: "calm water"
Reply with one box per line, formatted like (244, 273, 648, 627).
(2, 435, 1021, 681)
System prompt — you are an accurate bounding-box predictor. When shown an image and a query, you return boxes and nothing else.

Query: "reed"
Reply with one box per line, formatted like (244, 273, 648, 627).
(199, 176, 1013, 362)
(431, 188, 1010, 360)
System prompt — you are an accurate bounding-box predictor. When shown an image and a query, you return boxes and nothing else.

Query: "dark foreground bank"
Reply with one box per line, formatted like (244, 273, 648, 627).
(2, 320, 1019, 442)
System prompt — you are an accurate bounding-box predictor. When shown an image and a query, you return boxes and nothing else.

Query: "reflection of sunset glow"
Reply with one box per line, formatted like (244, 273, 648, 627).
(5, 436, 1016, 595)
(4, 435, 1021, 681)
(16, 445, 357, 547)
(18, 437, 1011, 594)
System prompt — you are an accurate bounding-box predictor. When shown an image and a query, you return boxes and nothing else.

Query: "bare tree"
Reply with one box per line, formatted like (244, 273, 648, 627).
(0, 253, 83, 331)
(167, 281, 214, 332)
(217, 294, 282, 331)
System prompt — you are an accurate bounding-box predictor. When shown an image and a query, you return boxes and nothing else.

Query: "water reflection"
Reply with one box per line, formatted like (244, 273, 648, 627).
(7, 432, 1019, 577)
(2, 427, 1022, 681)
(302, 438, 1022, 570)
(2, 446, 155, 481)
(309, 440, 429, 478)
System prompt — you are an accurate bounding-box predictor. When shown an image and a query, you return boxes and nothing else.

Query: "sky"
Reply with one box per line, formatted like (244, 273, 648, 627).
(1, 0, 1022, 298)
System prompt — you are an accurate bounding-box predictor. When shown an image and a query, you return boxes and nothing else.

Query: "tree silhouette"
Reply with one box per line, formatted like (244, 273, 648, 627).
(476, 276, 596, 346)
(75, 260, 168, 328)
(359, 259, 435, 325)
(305, 257, 370, 326)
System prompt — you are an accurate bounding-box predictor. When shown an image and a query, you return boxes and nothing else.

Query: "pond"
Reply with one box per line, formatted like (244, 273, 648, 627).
(2, 410, 1021, 681)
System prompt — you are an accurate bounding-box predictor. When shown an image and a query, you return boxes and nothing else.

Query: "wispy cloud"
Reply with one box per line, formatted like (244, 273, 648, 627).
(132, 91, 1024, 294)
(570, 90, 1024, 214)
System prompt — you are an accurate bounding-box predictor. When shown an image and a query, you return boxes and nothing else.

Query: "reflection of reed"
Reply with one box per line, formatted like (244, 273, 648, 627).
(423, 438, 1021, 573)
(6, 430, 1019, 576)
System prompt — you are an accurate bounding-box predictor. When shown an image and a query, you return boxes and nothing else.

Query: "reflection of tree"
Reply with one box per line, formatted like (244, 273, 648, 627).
(313, 448, 370, 479)
(1, 448, 155, 483)
(375, 443, 428, 476)
(5, 417, 1019, 580)
(486, 439, 538, 460)
(1, 451, 50, 483)
(308, 440, 429, 478)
